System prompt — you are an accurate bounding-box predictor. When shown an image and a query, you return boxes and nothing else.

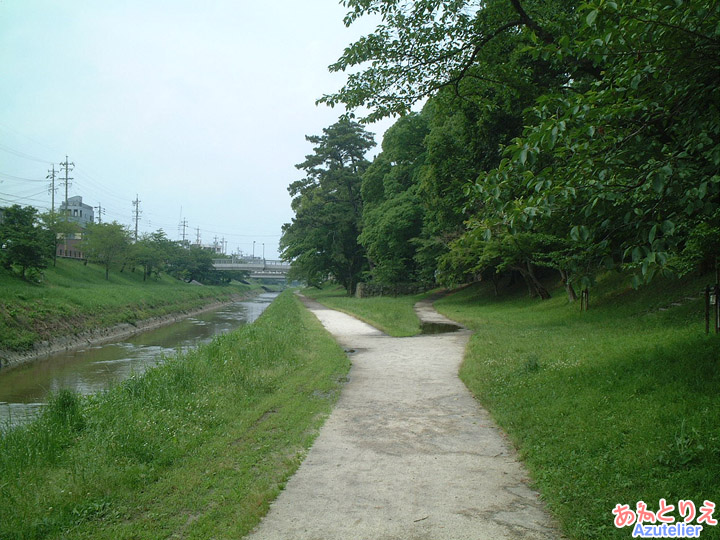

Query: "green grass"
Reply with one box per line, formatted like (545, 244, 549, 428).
(302, 275, 719, 538)
(302, 284, 427, 336)
(0, 259, 258, 353)
(434, 272, 720, 539)
(0, 291, 350, 539)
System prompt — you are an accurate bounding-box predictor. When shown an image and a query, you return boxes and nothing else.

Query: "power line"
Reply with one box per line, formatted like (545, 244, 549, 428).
(0, 143, 53, 164)
(0, 171, 46, 182)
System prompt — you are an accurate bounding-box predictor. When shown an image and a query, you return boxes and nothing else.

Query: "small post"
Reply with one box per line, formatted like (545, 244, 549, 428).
(706, 285, 711, 335)
(715, 284, 720, 334)
(580, 288, 589, 311)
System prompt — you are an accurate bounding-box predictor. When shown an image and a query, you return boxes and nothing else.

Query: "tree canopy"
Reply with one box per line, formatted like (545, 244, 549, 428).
(280, 119, 375, 294)
(312, 0, 719, 295)
(0, 205, 53, 279)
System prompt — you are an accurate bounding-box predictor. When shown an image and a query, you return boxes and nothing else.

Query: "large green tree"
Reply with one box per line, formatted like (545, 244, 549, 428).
(81, 222, 131, 280)
(0, 205, 53, 279)
(324, 0, 720, 288)
(359, 112, 429, 283)
(281, 119, 375, 294)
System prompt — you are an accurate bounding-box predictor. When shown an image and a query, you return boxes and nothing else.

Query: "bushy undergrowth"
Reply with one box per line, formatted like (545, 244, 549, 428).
(0, 291, 349, 539)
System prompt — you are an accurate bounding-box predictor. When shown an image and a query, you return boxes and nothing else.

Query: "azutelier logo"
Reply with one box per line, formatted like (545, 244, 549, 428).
(612, 500, 717, 538)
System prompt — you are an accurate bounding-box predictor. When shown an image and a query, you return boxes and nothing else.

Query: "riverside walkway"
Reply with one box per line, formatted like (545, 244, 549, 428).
(246, 296, 563, 539)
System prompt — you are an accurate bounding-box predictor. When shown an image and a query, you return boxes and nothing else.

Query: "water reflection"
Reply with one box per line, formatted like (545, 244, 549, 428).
(0, 292, 278, 428)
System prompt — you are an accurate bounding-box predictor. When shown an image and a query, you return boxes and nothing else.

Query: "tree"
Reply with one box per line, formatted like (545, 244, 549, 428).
(81, 222, 131, 280)
(324, 0, 720, 287)
(473, 0, 720, 285)
(165, 244, 227, 284)
(0, 205, 53, 279)
(130, 230, 175, 281)
(359, 113, 429, 283)
(320, 0, 583, 121)
(39, 211, 80, 267)
(281, 119, 375, 294)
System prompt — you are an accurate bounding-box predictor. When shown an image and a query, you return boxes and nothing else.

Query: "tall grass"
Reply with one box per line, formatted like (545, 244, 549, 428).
(0, 291, 349, 539)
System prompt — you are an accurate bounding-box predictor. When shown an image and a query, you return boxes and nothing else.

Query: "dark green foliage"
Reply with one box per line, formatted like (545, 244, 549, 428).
(130, 230, 174, 280)
(281, 119, 375, 294)
(359, 113, 429, 284)
(0, 204, 53, 279)
(319, 0, 720, 292)
(165, 244, 226, 284)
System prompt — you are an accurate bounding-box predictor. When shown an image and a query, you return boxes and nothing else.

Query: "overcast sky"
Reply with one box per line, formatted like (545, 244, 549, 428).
(0, 1, 394, 259)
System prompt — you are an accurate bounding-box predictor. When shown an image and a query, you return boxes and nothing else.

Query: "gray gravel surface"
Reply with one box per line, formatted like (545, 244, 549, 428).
(245, 296, 564, 539)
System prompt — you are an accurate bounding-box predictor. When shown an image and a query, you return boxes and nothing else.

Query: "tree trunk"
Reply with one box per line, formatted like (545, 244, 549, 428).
(491, 273, 500, 296)
(559, 270, 578, 302)
(515, 263, 551, 300)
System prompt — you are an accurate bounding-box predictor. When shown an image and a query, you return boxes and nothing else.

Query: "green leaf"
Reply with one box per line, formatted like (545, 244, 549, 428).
(648, 224, 657, 243)
(586, 10, 598, 26)
(698, 182, 708, 199)
(652, 175, 665, 193)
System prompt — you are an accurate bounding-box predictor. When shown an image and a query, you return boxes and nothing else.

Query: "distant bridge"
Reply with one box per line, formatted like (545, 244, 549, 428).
(212, 258, 291, 280)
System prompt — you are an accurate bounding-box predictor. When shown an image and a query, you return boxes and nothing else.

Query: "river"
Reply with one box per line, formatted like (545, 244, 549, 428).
(0, 292, 279, 429)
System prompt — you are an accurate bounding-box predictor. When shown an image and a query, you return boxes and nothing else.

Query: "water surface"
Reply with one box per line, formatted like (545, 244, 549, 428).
(0, 292, 278, 428)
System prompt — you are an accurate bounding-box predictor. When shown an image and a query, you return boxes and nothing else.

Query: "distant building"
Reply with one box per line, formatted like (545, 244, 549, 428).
(59, 196, 94, 227)
(57, 196, 94, 260)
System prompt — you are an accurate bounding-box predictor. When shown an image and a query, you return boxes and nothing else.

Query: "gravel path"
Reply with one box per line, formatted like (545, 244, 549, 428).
(245, 296, 563, 539)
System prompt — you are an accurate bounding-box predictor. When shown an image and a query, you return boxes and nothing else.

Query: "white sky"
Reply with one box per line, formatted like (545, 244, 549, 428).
(0, 0, 394, 259)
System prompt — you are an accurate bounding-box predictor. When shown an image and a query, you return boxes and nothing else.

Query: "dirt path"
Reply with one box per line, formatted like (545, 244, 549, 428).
(246, 296, 563, 539)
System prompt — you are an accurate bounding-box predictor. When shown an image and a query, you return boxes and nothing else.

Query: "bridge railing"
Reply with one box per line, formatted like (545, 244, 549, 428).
(212, 258, 291, 272)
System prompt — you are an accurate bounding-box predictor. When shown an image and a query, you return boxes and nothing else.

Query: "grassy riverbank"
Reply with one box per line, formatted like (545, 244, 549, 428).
(0, 291, 350, 539)
(0, 258, 259, 355)
(308, 274, 719, 539)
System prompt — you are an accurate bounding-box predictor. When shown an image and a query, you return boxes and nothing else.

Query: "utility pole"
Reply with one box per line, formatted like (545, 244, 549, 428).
(132, 194, 141, 241)
(94, 203, 104, 224)
(179, 218, 188, 244)
(221, 237, 227, 255)
(195, 227, 201, 246)
(59, 156, 74, 221)
(46, 164, 57, 217)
